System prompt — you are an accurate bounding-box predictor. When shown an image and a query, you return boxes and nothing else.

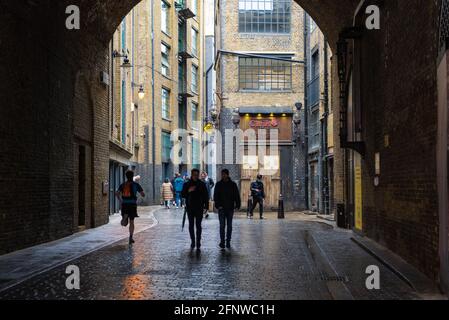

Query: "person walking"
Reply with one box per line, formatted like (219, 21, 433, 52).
(214, 169, 241, 249)
(116, 170, 145, 244)
(173, 173, 185, 208)
(161, 178, 174, 209)
(182, 169, 209, 250)
(249, 174, 265, 220)
(201, 171, 215, 219)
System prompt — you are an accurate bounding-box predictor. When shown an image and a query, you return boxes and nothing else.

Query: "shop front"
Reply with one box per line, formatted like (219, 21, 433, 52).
(237, 107, 294, 211)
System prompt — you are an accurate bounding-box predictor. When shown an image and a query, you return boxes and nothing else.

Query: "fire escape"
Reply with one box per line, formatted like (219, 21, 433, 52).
(176, 0, 195, 165)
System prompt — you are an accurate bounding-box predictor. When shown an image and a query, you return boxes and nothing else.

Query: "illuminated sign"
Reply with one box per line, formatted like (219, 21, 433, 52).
(249, 118, 279, 129)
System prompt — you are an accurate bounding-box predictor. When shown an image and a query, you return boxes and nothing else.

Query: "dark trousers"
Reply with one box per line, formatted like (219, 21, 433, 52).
(250, 197, 264, 217)
(218, 209, 234, 242)
(187, 211, 203, 244)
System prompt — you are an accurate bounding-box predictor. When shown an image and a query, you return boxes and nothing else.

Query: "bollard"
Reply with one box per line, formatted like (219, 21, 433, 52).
(278, 194, 285, 219)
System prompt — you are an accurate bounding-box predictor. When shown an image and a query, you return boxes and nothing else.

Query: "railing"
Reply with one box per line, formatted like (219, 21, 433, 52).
(307, 75, 320, 107)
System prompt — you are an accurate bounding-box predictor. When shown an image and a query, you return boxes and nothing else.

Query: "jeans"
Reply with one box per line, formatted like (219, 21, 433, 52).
(187, 211, 203, 245)
(250, 197, 264, 217)
(175, 192, 182, 207)
(219, 209, 234, 243)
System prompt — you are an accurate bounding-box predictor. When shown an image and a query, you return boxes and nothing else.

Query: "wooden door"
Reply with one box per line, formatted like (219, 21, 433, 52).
(241, 149, 281, 210)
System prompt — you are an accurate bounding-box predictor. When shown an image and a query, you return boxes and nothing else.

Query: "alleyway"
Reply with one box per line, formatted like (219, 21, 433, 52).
(0, 208, 435, 300)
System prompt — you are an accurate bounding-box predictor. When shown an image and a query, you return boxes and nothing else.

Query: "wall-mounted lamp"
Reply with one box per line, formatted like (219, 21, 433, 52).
(209, 107, 219, 123)
(112, 49, 132, 68)
(131, 82, 145, 100)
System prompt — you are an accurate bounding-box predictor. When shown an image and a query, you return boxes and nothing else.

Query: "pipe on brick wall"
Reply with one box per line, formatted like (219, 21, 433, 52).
(151, 0, 156, 203)
(303, 11, 309, 210)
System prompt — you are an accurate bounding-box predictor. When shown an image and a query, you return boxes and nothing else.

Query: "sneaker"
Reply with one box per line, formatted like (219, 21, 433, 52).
(205, 213, 210, 219)
(226, 241, 231, 249)
(260, 216, 264, 220)
(219, 242, 225, 249)
(191, 241, 196, 249)
(129, 237, 135, 244)
(121, 215, 129, 227)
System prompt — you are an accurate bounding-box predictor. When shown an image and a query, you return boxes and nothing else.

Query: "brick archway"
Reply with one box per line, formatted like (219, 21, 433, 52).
(0, 0, 445, 290)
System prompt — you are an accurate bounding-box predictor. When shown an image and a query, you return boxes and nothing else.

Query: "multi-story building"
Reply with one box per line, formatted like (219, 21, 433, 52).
(108, 0, 204, 211)
(215, 0, 307, 211)
(305, 16, 334, 214)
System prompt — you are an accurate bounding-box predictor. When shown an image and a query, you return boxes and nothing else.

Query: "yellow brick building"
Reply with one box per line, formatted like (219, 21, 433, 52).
(215, 0, 307, 210)
(108, 0, 205, 210)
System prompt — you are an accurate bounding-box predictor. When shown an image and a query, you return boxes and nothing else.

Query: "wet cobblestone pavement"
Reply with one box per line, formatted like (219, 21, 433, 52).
(0, 208, 420, 300)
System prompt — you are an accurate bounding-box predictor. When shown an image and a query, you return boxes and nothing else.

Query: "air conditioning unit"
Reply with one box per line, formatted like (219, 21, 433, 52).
(100, 71, 110, 86)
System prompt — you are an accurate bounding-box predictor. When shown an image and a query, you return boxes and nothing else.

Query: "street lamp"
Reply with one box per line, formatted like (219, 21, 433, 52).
(210, 107, 219, 123)
(138, 85, 145, 100)
(132, 82, 145, 100)
(112, 49, 132, 68)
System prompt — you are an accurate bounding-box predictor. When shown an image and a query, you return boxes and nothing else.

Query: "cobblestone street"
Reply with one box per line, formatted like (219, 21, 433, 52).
(0, 208, 430, 300)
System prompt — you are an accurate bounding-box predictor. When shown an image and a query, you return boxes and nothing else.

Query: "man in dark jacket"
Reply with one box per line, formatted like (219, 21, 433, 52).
(250, 174, 265, 219)
(214, 169, 241, 249)
(182, 169, 209, 250)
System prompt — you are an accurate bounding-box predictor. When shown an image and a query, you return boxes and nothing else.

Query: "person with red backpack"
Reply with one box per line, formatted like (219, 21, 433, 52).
(115, 170, 145, 244)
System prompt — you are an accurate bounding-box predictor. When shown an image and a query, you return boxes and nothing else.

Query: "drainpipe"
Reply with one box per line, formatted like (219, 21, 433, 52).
(110, 39, 114, 138)
(303, 11, 309, 210)
(322, 37, 330, 215)
(151, 0, 156, 203)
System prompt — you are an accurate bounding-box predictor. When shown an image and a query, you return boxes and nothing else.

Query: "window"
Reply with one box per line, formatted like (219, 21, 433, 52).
(162, 131, 172, 163)
(191, 0, 198, 16)
(121, 19, 126, 50)
(162, 88, 170, 120)
(161, 43, 171, 77)
(310, 18, 317, 33)
(191, 28, 198, 57)
(178, 103, 187, 129)
(308, 50, 320, 106)
(191, 102, 199, 129)
(121, 80, 127, 143)
(192, 138, 200, 168)
(238, 0, 291, 34)
(311, 50, 319, 79)
(161, 1, 170, 34)
(191, 65, 198, 93)
(239, 55, 292, 91)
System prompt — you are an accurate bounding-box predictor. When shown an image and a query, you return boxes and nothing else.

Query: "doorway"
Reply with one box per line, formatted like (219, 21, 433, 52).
(78, 145, 86, 228)
(241, 149, 281, 210)
(437, 47, 449, 292)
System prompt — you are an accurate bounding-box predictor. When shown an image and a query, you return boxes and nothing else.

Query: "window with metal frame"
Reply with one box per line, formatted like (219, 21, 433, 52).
(161, 0, 170, 35)
(191, 28, 198, 57)
(239, 55, 293, 91)
(162, 131, 172, 163)
(191, 65, 199, 93)
(238, 0, 292, 34)
(162, 88, 171, 120)
(161, 43, 171, 77)
(191, 0, 198, 16)
(191, 102, 199, 129)
(192, 138, 200, 168)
